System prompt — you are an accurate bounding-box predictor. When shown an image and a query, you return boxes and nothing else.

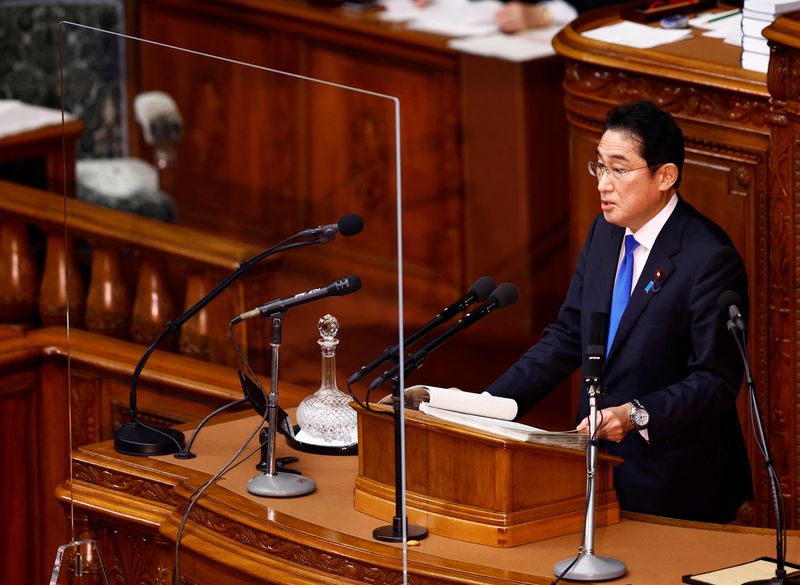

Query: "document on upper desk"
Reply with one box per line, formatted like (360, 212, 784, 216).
(581, 20, 692, 49)
(379, 0, 501, 37)
(449, 26, 560, 61)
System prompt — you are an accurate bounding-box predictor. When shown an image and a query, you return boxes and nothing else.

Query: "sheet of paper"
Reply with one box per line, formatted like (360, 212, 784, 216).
(689, 8, 742, 28)
(0, 100, 74, 140)
(448, 26, 560, 61)
(379, 0, 501, 37)
(581, 20, 692, 49)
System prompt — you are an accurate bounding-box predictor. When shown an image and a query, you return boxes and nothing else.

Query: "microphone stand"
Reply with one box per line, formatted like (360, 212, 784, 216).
(369, 285, 517, 542)
(247, 312, 316, 497)
(372, 374, 428, 543)
(553, 375, 626, 581)
(728, 321, 800, 585)
(114, 237, 322, 456)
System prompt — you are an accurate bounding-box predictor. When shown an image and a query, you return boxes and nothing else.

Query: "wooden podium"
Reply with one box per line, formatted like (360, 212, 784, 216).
(354, 405, 621, 547)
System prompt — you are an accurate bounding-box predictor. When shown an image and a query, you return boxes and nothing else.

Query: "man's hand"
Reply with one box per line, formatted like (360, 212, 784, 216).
(576, 403, 633, 442)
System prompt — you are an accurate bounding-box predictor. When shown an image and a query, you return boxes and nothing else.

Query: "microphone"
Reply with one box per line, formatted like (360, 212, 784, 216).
(297, 214, 364, 242)
(348, 276, 497, 385)
(367, 283, 518, 391)
(115, 216, 364, 457)
(231, 276, 361, 324)
(584, 312, 609, 385)
(718, 290, 745, 331)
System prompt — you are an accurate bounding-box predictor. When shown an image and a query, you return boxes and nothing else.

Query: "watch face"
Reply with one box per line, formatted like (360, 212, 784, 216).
(632, 407, 649, 428)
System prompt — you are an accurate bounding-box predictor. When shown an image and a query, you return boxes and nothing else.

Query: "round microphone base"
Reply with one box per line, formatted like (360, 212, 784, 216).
(247, 472, 316, 498)
(553, 553, 627, 581)
(114, 421, 185, 456)
(373, 519, 428, 543)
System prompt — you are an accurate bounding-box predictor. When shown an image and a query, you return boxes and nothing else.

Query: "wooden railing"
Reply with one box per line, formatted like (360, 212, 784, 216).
(0, 179, 277, 369)
(0, 325, 309, 585)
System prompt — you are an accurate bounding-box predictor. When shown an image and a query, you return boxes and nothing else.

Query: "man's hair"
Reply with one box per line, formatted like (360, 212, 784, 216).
(604, 100, 684, 189)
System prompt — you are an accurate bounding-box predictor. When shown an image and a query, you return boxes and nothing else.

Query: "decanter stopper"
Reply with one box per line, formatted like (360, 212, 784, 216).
(295, 314, 358, 445)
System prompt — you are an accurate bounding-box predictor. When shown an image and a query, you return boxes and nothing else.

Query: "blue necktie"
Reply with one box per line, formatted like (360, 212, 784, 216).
(607, 235, 640, 356)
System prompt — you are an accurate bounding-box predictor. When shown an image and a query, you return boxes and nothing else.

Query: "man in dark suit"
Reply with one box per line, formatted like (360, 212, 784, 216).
(485, 100, 753, 523)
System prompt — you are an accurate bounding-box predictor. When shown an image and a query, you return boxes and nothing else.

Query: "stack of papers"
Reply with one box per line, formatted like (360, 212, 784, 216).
(738, 0, 800, 72)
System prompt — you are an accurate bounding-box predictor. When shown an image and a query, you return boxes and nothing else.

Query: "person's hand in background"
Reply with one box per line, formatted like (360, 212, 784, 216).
(494, 2, 553, 33)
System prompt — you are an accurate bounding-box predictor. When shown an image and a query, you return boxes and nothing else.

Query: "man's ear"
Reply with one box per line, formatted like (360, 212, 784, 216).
(659, 163, 679, 191)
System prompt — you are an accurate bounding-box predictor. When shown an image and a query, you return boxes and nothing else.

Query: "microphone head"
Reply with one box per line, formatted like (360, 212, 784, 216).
(328, 275, 361, 296)
(717, 290, 742, 314)
(490, 283, 518, 308)
(588, 312, 609, 347)
(468, 276, 497, 302)
(338, 214, 364, 237)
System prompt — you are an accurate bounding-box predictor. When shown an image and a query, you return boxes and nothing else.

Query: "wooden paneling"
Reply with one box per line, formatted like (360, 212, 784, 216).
(128, 0, 571, 341)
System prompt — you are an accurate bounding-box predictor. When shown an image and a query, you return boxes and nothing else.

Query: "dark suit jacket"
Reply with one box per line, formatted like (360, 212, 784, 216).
(485, 196, 753, 523)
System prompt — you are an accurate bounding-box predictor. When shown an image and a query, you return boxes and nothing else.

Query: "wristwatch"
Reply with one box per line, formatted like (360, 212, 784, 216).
(629, 399, 650, 430)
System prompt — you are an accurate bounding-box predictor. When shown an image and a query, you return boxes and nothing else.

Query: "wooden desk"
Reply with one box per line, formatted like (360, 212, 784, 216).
(0, 118, 83, 196)
(552, 5, 800, 528)
(58, 414, 799, 584)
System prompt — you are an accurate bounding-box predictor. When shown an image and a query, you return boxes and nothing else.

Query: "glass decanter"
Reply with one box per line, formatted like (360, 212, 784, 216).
(295, 314, 357, 445)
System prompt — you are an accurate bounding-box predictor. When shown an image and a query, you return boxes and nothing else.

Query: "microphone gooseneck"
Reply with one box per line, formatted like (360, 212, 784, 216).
(115, 214, 364, 457)
(718, 290, 799, 585)
(367, 282, 518, 391)
(231, 275, 361, 325)
(347, 275, 497, 385)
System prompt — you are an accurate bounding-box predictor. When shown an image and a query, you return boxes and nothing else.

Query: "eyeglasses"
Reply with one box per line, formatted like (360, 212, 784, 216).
(587, 161, 653, 182)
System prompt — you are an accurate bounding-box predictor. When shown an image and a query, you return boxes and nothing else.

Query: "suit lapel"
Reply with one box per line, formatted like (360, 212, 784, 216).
(606, 197, 689, 360)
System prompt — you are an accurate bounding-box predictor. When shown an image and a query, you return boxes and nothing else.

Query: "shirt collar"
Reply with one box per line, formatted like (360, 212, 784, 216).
(625, 193, 679, 250)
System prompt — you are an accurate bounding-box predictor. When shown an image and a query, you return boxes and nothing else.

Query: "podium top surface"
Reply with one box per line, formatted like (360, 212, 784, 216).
(65, 413, 800, 585)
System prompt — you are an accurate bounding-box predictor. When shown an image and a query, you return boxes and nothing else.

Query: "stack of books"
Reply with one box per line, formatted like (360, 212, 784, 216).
(741, 0, 800, 73)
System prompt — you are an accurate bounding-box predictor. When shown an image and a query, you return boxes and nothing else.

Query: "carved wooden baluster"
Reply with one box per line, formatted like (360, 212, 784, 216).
(131, 257, 175, 348)
(38, 232, 85, 328)
(0, 220, 39, 326)
(179, 272, 211, 360)
(85, 245, 130, 339)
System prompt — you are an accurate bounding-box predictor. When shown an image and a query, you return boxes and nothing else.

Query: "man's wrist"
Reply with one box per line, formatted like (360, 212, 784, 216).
(629, 399, 650, 430)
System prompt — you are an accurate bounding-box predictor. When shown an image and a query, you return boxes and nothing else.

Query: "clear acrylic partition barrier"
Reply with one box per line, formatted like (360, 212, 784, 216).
(55, 22, 414, 584)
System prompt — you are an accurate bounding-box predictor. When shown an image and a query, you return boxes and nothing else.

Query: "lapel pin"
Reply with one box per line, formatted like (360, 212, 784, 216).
(651, 268, 664, 293)
(644, 280, 654, 294)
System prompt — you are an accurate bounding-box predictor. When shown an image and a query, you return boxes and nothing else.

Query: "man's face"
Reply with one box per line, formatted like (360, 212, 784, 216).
(596, 129, 672, 233)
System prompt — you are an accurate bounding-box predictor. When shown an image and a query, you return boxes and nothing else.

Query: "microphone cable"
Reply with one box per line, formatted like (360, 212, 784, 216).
(172, 322, 271, 585)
